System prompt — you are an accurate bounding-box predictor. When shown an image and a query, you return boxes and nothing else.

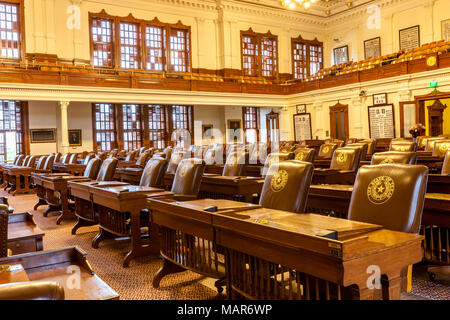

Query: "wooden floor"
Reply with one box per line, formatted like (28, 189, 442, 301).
(3, 190, 450, 300)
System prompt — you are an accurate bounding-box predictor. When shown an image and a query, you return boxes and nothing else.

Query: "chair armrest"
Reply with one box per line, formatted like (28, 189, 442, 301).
(173, 194, 197, 202)
(0, 281, 65, 300)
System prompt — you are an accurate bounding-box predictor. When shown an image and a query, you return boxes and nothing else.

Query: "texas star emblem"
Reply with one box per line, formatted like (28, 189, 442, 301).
(271, 170, 288, 193)
(367, 176, 395, 205)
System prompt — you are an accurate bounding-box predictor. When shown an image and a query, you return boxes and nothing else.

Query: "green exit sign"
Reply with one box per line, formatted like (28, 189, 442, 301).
(430, 81, 438, 88)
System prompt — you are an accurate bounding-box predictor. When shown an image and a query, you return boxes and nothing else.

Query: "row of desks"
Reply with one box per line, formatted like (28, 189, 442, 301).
(149, 198, 423, 300)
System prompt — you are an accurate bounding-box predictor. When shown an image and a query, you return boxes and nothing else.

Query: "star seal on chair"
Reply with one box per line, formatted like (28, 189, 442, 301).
(380, 158, 395, 164)
(270, 170, 288, 193)
(295, 152, 304, 161)
(367, 176, 395, 205)
(336, 152, 348, 164)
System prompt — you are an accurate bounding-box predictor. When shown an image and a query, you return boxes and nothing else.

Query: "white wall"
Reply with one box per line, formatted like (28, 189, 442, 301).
(28, 101, 58, 155)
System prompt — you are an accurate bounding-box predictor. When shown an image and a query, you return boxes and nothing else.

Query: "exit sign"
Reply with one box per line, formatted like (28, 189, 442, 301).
(430, 81, 438, 88)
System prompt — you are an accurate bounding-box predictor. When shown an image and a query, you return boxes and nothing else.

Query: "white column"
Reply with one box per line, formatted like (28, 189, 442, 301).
(351, 97, 364, 138)
(313, 103, 324, 139)
(60, 101, 70, 154)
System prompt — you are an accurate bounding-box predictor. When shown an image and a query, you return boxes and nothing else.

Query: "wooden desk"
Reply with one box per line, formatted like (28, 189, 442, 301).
(70, 182, 172, 267)
(312, 169, 356, 185)
(204, 164, 262, 177)
(52, 163, 86, 176)
(150, 199, 261, 291)
(115, 167, 143, 184)
(31, 173, 91, 225)
(69, 181, 130, 234)
(149, 199, 423, 300)
(416, 156, 442, 173)
(0, 263, 29, 284)
(313, 159, 331, 168)
(427, 174, 450, 194)
(307, 185, 450, 267)
(3, 166, 34, 195)
(8, 212, 44, 255)
(164, 173, 264, 202)
(0, 247, 119, 300)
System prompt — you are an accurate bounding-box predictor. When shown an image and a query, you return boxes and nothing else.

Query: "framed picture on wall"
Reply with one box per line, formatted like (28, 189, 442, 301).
(68, 129, 82, 146)
(296, 104, 306, 114)
(364, 37, 381, 59)
(227, 119, 242, 142)
(373, 93, 388, 105)
(202, 124, 214, 140)
(442, 19, 450, 41)
(368, 104, 396, 139)
(293, 113, 312, 142)
(30, 129, 57, 143)
(399, 25, 420, 51)
(333, 45, 349, 65)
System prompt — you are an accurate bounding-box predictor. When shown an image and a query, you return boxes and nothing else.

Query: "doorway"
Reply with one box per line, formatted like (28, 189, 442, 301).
(329, 102, 349, 141)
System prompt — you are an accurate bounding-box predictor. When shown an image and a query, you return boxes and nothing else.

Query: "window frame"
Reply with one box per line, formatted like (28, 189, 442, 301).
(0, 0, 25, 63)
(92, 103, 194, 152)
(89, 11, 191, 73)
(291, 35, 323, 80)
(240, 28, 278, 79)
(242, 107, 260, 144)
(0, 100, 29, 160)
(92, 103, 117, 153)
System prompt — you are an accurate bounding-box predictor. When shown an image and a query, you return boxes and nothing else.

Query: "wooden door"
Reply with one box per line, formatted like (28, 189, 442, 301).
(329, 102, 349, 141)
(428, 100, 447, 136)
(266, 111, 280, 145)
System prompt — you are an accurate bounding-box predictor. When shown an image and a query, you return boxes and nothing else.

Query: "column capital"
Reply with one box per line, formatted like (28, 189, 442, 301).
(59, 101, 70, 109)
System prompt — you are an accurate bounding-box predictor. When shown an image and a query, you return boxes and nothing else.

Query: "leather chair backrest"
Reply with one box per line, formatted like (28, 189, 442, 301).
(332, 140, 345, 148)
(61, 153, 70, 164)
(139, 158, 169, 188)
(166, 151, 187, 174)
(262, 152, 295, 176)
(417, 136, 429, 150)
(164, 147, 173, 159)
(15, 155, 24, 166)
(371, 151, 417, 165)
(110, 149, 118, 157)
(54, 153, 62, 163)
(346, 138, 358, 145)
(136, 152, 151, 167)
(139, 147, 146, 155)
(259, 160, 314, 213)
(203, 148, 216, 165)
(43, 155, 55, 170)
(222, 151, 249, 176)
(432, 140, 450, 158)
(69, 153, 78, 164)
(12, 155, 20, 165)
(345, 143, 368, 162)
(330, 147, 361, 172)
(96, 157, 118, 181)
(360, 139, 377, 154)
(26, 156, 36, 168)
(425, 137, 446, 152)
(442, 150, 450, 174)
(294, 148, 316, 163)
(318, 143, 337, 159)
(124, 151, 136, 162)
(83, 157, 102, 179)
(348, 164, 428, 233)
(118, 150, 127, 158)
(36, 156, 47, 170)
(83, 153, 94, 165)
(171, 158, 206, 197)
(390, 141, 418, 152)
(21, 155, 30, 166)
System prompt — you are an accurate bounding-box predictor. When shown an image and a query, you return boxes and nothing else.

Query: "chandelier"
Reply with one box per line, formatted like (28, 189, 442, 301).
(281, 0, 318, 9)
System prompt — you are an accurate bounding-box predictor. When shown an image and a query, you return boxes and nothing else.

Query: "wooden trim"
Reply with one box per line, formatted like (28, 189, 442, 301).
(291, 35, 324, 80)
(414, 89, 450, 124)
(91, 103, 98, 152)
(0, 0, 26, 63)
(266, 111, 280, 144)
(329, 102, 349, 140)
(21, 100, 29, 155)
(240, 28, 278, 79)
(89, 10, 192, 73)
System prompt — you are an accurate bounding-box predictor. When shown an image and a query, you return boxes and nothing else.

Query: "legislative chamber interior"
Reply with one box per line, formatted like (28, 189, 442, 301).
(0, 0, 449, 301)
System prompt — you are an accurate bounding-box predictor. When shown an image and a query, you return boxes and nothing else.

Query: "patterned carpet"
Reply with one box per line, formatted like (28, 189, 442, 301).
(4, 191, 450, 300)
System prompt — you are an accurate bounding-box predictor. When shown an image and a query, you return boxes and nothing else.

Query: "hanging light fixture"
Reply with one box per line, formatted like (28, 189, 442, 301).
(281, 0, 319, 10)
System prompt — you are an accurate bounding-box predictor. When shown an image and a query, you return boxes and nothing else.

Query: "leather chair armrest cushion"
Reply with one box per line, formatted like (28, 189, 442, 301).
(0, 281, 65, 300)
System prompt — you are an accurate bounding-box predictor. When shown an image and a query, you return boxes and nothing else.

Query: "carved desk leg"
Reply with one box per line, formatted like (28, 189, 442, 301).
(56, 189, 74, 225)
(153, 258, 185, 288)
(382, 274, 402, 300)
(123, 209, 161, 268)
